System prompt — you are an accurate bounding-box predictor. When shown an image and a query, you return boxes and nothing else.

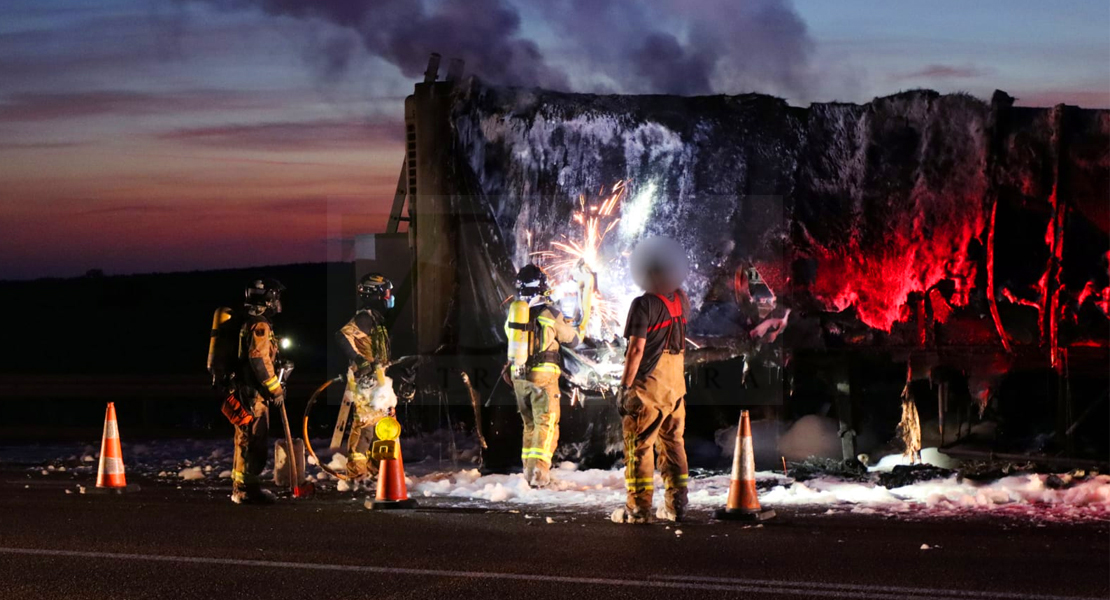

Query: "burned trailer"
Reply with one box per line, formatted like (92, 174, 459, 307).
(391, 55, 1109, 470)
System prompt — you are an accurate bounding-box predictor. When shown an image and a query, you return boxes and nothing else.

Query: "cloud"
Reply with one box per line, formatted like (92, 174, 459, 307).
(77, 204, 185, 216)
(0, 140, 87, 150)
(0, 90, 273, 122)
(157, 117, 405, 151)
(894, 64, 989, 81)
(116, 151, 370, 169)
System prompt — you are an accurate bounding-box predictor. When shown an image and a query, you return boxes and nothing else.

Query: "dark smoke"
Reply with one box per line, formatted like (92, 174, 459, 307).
(194, 0, 569, 89)
(190, 0, 813, 96)
(542, 0, 814, 97)
(632, 33, 714, 96)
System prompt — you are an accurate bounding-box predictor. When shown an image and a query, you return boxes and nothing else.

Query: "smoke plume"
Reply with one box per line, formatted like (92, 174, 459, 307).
(540, 0, 814, 97)
(191, 0, 813, 97)
(194, 0, 569, 89)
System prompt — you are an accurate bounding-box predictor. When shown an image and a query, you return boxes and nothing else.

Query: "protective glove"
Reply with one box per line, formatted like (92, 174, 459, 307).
(354, 361, 374, 380)
(275, 358, 295, 380)
(615, 384, 631, 417)
(270, 390, 285, 407)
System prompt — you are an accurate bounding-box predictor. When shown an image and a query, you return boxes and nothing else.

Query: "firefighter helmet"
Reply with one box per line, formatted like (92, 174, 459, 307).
(514, 264, 549, 300)
(358, 273, 395, 310)
(245, 278, 285, 315)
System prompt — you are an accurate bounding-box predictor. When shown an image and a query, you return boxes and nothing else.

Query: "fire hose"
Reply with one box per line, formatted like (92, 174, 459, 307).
(301, 375, 350, 481)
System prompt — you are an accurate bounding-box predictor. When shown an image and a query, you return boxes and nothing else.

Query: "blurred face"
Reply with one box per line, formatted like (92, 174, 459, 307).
(631, 236, 688, 294)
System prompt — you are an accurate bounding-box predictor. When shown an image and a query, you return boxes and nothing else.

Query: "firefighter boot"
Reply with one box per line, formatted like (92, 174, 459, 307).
(231, 484, 276, 505)
(346, 452, 369, 482)
(610, 506, 651, 524)
(656, 487, 689, 522)
(522, 458, 536, 485)
(530, 461, 552, 488)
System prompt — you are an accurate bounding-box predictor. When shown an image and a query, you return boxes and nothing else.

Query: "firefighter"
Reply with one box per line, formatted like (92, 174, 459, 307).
(614, 240, 690, 523)
(336, 273, 394, 483)
(506, 264, 581, 487)
(231, 278, 286, 505)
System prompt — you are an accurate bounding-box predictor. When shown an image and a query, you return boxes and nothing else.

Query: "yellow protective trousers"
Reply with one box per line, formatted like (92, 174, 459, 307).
(621, 352, 689, 515)
(513, 370, 561, 472)
(346, 394, 388, 480)
(232, 390, 269, 490)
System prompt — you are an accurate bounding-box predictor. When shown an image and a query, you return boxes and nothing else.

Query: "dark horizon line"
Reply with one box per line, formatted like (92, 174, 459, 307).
(0, 260, 356, 285)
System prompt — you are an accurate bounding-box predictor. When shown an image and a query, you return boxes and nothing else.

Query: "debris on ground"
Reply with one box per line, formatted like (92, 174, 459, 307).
(788, 457, 869, 483)
(878, 464, 955, 488)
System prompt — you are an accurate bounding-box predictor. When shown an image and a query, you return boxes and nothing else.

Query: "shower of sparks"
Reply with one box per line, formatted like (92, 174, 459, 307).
(547, 181, 625, 276)
(530, 181, 628, 336)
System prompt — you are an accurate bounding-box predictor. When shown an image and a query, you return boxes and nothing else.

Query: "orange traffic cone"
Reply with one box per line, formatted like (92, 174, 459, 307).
(714, 410, 774, 521)
(95, 403, 131, 491)
(365, 417, 416, 510)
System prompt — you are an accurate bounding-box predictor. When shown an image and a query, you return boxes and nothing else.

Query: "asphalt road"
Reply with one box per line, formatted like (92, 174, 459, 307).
(0, 472, 1106, 600)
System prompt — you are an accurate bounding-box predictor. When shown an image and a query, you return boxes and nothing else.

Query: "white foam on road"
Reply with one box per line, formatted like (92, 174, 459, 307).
(0, 547, 1095, 600)
(7, 438, 1108, 522)
(410, 464, 1110, 522)
(178, 467, 205, 481)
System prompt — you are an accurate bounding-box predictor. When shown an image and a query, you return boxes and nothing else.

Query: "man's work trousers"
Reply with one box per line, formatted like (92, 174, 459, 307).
(514, 370, 561, 473)
(232, 389, 269, 491)
(621, 353, 689, 516)
(346, 404, 387, 480)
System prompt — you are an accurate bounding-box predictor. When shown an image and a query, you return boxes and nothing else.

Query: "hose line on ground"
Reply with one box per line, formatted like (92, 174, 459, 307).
(302, 376, 348, 481)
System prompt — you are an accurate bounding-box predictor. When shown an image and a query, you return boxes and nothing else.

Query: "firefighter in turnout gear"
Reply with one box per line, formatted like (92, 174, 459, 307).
(615, 240, 691, 523)
(506, 264, 581, 488)
(336, 273, 394, 482)
(232, 278, 287, 505)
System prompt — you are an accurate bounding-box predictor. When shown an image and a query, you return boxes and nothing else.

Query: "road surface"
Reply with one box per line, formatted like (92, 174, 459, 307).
(0, 471, 1106, 600)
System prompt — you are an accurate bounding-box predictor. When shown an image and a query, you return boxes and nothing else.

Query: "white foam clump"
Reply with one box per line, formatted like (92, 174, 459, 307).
(409, 463, 1110, 521)
(178, 466, 205, 480)
(369, 376, 398, 412)
(868, 447, 958, 472)
(411, 465, 627, 506)
(326, 453, 348, 471)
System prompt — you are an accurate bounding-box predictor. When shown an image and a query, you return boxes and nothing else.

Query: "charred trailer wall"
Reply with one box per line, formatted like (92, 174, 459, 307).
(405, 78, 1108, 465)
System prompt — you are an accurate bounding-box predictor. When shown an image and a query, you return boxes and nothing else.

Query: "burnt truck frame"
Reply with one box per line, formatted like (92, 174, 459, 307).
(363, 54, 1108, 471)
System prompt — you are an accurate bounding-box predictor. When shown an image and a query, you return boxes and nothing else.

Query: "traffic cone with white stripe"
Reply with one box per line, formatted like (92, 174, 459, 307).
(714, 410, 774, 521)
(95, 402, 131, 491)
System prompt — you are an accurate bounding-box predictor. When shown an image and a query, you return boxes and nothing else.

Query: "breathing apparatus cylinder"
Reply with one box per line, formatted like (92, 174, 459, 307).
(207, 307, 235, 386)
(506, 299, 531, 376)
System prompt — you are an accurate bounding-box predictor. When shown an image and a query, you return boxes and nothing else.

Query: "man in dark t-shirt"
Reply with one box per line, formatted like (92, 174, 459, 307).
(623, 292, 691, 379)
(615, 288, 690, 523)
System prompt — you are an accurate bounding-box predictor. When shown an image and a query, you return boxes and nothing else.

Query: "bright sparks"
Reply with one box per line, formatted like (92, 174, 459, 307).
(547, 180, 625, 276)
(531, 181, 628, 336)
